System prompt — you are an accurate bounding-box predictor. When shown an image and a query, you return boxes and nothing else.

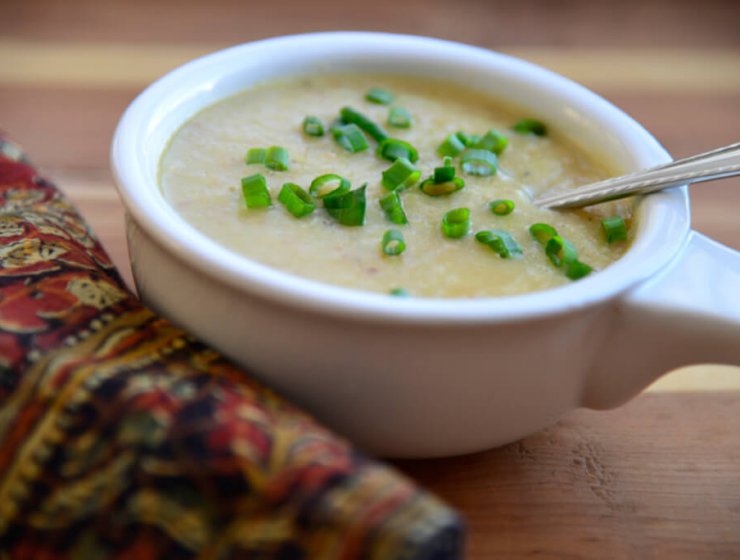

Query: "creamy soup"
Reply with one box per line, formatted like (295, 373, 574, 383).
(160, 75, 630, 298)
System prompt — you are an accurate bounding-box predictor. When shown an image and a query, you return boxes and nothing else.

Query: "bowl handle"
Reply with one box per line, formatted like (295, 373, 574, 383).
(582, 231, 740, 409)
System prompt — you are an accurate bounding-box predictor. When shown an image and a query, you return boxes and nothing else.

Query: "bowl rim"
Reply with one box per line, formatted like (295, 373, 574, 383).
(111, 31, 690, 325)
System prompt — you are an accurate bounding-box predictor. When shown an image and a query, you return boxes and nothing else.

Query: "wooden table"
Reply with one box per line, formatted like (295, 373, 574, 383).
(1, 0, 739, 557)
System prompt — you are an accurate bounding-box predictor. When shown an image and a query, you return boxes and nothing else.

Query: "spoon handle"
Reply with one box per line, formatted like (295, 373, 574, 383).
(536, 141, 740, 209)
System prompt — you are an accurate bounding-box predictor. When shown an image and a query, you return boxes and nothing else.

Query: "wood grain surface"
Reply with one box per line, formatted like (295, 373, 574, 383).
(1, 0, 739, 557)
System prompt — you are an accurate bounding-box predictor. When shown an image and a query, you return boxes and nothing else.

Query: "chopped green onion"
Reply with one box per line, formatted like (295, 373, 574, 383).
(323, 184, 366, 226)
(309, 174, 351, 198)
(245, 148, 266, 165)
(381, 229, 406, 256)
(545, 235, 578, 267)
(420, 156, 464, 196)
(381, 157, 420, 191)
(512, 118, 547, 136)
(379, 191, 408, 225)
(332, 123, 369, 153)
(433, 159, 457, 183)
(419, 176, 465, 196)
(388, 106, 412, 128)
(461, 149, 497, 177)
(241, 174, 271, 208)
(489, 199, 515, 216)
(474, 129, 509, 155)
(437, 133, 466, 157)
(566, 260, 593, 280)
(278, 183, 315, 218)
(366, 87, 394, 105)
(302, 116, 325, 137)
(377, 138, 419, 163)
(389, 287, 410, 297)
(531, 227, 592, 280)
(455, 131, 478, 147)
(340, 107, 389, 142)
(264, 146, 289, 171)
(601, 215, 628, 244)
(530, 223, 591, 279)
(475, 230, 523, 258)
(441, 208, 470, 239)
(529, 223, 558, 245)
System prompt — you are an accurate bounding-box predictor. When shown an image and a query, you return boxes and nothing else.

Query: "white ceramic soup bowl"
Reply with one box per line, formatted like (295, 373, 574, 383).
(112, 32, 740, 458)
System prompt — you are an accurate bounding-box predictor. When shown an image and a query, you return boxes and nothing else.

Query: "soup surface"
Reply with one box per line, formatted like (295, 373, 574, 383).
(161, 74, 630, 298)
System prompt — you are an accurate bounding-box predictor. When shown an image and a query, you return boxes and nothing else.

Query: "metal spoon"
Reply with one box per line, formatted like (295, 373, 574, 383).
(535, 141, 740, 209)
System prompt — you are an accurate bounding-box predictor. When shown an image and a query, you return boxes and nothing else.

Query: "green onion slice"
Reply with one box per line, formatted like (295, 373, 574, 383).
(302, 116, 325, 137)
(489, 199, 515, 216)
(566, 260, 593, 280)
(474, 129, 509, 154)
(388, 106, 412, 128)
(245, 148, 266, 165)
(437, 133, 466, 157)
(332, 123, 369, 153)
(601, 215, 628, 244)
(278, 183, 315, 218)
(340, 106, 389, 142)
(379, 191, 408, 225)
(512, 118, 547, 136)
(419, 176, 465, 196)
(461, 149, 497, 177)
(441, 208, 471, 239)
(475, 229, 523, 258)
(241, 174, 271, 208)
(455, 131, 478, 148)
(309, 174, 351, 198)
(389, 287, 410, 297)
(323, 184, 366, 226)
(529, 223, 558, 245)
(381, 229, 406, 256)
(382, 157, 420, 191)
(264, 146, 289, 171)
(545, 235, 578, 267)
(366, 87, 394, 105)
(434, 161, 457, 183)
(377, 138, 419, 163)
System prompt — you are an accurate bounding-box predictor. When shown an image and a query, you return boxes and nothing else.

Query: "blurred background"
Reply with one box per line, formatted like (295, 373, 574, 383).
(0, 0, 738, 288)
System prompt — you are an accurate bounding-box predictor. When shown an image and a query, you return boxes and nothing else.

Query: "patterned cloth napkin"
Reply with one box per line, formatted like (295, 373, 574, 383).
(0, 134, 463, 559)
